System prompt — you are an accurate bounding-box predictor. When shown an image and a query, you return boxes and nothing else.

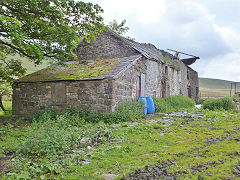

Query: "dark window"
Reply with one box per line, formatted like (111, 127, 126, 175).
(165, 66, 168, 75)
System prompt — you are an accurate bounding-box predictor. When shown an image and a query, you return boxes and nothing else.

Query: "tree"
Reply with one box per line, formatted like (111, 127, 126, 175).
(0, 0, 105, 113)
(107, 19, 129, 36)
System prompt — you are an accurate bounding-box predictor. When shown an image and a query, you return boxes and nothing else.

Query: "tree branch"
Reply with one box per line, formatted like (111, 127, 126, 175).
(0, 39, 34, 58)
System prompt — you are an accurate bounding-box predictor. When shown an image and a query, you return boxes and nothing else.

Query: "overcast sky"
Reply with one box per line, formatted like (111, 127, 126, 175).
(84, 0, 240, 81)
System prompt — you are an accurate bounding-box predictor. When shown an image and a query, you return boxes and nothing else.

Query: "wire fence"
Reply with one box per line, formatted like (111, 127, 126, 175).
(199, 94, 229, 99)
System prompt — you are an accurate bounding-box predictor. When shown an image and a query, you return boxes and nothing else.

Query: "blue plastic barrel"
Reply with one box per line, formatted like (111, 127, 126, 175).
(139, 96, 147, 115)
(146, 96, 155, 114)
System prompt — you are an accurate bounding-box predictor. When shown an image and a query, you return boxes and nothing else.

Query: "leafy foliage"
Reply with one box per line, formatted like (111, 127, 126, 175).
(18, 114, 82, 157)
(69, 99, 144, 124)
(195, 98, 205, 105)
(107, 19, 129, 36)
(0, 100, 12, 117)
(203, 97, 236, 111)
(153, 97, 172, 113)
(0, 0, 105, 63)
(165, 95, 195, 109)
(2, 108, 240, 179)
(0, 0, 105, 110)
(107, 19, 133, 40)
(153, 95, 195, 113)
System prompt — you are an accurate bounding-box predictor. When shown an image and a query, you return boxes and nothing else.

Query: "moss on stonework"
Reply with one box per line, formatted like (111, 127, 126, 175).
(19, 58, 120, 82)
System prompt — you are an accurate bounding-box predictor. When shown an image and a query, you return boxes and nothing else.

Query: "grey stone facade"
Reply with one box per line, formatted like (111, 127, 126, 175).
(13, 31, 199, 118)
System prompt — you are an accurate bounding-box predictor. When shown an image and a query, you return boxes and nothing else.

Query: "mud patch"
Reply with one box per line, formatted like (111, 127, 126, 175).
(0, 156, 11, 175)
(233, 161, 240, 177)
(121, 160, 188, 180)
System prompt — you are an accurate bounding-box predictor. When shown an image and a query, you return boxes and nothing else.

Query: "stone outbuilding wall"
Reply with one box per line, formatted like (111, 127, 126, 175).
(12, 31, 199, 118)
(12, 79, 115, 117)
(13, 56, 198, 118)
(76, 31, 139, 60)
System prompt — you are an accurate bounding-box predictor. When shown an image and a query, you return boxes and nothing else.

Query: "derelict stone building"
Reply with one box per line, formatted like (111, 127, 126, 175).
(12, 31, 199, 117)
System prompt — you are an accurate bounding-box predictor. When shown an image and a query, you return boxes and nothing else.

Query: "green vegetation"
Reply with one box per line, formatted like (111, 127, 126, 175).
(203, 97, 236, 111)
(162, 56, 181, 71)
(0, 0, 104, 64)
(153, 95, 195, 113)
(107, 19, 129, 36)
(19, 58, 120, 82)
(199, 77, 235, 89)
(0, 0, 105, 111)
(169, 60, 181, 71)
(0, 101, 12, 117)
(1, 105, 240, 179)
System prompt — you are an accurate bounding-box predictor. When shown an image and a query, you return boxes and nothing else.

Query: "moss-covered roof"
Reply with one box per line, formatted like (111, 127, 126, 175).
(19, 58, 121, 82)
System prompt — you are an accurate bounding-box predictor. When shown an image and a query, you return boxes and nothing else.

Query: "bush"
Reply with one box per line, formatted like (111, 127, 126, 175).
(153, 95, 195, 113)
(153, 97, 172, 113)
(165, 95, 195, 109)
(17, 100, 144, 157)
(203, 97, 236, 111)
(32, 100, 144, 125)
(18, 115, 82, 157)
(114, 100, 144, 122)
(195, 99, 205, 105)
(232, 96, 240, 103)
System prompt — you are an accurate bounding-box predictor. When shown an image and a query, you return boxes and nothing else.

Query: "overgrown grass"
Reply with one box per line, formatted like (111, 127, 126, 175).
(202, 97, 236, 111)
(2, 97, 240, 179)
(32, 99, 144, 124)
(153, 95, 195, 113)
(2, 109, 240, 179)
(0, 101, 12, 117)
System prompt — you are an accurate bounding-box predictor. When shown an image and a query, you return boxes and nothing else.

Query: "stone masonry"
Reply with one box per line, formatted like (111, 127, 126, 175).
(12, 31, 199, 118)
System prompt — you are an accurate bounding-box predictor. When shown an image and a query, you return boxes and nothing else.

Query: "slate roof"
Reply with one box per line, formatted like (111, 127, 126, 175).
(112, 31, 175, 62)
(17, 55, 141, 82)
(123, 38, 164, 60)
(17, 31, 185, 82)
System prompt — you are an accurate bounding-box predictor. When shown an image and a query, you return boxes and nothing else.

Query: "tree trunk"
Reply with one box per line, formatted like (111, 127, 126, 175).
(0, 95, 6, 113)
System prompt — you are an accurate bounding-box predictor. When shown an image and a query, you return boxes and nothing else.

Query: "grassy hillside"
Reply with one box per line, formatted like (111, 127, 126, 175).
(199, 77, 239, 98)
(7, 55, 49, 75)
(199, 77, 235, 89)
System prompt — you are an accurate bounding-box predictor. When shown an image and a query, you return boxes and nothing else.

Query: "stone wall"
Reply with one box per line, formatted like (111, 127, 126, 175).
(12, 57, 199, 118)
(187, 67, 199, 99)
(112, 58, 147, 109)
(75, 31, 139, 60)
(111, 57, 198, 110)
(12, 79, 114, 117)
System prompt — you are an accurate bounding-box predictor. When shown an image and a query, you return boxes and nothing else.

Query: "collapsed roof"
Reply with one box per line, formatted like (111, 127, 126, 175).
(17, 31, 199, 82)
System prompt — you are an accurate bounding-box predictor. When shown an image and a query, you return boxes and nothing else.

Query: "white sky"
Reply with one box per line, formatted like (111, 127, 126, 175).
(84, 0, 240, 81)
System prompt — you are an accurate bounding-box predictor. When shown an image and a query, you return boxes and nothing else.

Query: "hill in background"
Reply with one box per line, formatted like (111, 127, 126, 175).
(199, 77, 240, 98)
(7, 55, 50, 75)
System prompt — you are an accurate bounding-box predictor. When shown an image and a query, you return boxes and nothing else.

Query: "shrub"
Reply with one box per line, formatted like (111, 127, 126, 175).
(18, 114, 82, 157)
(153, 97, 172, 113)
(153, 96, 195, 113)
(203, 97, 236, 111)
(195, 99, 205, 105)
(165, 95, 195, 110)
(31, 100, 144, 125)
(31, 108, 58, 123)
(114, 100, 144, 122)
(232, 96, 240, 103)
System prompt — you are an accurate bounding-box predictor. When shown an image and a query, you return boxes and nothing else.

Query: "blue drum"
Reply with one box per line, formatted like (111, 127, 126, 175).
(139, 96, 147, 115)
(146, 96, 155, 114)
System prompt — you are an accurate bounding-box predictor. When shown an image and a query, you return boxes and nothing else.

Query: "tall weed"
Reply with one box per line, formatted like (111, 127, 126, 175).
(153, 95, 195, 113)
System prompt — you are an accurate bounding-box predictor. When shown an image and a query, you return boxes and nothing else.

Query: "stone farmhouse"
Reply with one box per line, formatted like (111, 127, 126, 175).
(12, 31, 199, 117)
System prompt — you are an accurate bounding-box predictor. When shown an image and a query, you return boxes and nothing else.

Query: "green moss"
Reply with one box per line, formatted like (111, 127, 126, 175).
(19, 58, 120, 82)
